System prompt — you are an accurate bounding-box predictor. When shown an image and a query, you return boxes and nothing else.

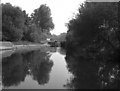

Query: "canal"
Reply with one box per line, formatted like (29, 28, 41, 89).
(1, 47, 72, 89)
(1, 46, 120, 89)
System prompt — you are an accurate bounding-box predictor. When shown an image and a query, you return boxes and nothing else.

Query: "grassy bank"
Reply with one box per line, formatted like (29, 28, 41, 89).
(12, 41, 40, 45)
(0, 41, 49, 51)
(0, 41, 14, 47)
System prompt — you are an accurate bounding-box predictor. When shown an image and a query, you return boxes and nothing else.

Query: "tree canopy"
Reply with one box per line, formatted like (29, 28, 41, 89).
(2, 3, 25, 41)
(2, 3, 54, 42)
(31, 4, 54, 32)
(65, 2, 119, 62)
(67, 2, 118, 45)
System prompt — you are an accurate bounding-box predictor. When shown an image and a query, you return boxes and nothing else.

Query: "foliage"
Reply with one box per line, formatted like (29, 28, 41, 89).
(2, 3, 25, 41)
(66, 2, 119, 62)
(67, 2, 118, 45)
(31, 4, 54, 32)
(2, 3, 54, 42)
(50, 33, 66, 42)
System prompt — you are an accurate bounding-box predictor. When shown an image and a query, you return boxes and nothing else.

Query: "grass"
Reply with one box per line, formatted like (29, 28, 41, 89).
(0, 41, 14, 47)
(12, 41, 36, 45)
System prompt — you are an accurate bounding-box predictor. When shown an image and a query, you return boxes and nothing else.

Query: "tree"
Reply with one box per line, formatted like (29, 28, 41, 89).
(31, 4, 54, 32)
(66, 2, 119, 61)
(67, 2, 118, 45)
(2, 3, 25, 41)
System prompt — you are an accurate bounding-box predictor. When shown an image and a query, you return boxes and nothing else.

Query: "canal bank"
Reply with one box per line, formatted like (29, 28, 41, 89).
(0, 41, 49, 51)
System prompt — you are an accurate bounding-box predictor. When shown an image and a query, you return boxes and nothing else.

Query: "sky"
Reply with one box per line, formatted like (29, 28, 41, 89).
(1, 0, 85, 35)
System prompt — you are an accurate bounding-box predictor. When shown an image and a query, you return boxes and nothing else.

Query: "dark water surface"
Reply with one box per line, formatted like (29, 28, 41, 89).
(1, 47, 120, 89)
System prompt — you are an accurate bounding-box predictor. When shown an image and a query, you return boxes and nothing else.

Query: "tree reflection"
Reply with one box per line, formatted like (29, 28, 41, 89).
(32, 59, 53, 85)
(58, 48, 66, 55)
(24, 50, 53, 85)
(65, 54, 99, 89)
(2, 53, 26, 87)
(65, 52, 120, 89)
(2, 49, 53, 88)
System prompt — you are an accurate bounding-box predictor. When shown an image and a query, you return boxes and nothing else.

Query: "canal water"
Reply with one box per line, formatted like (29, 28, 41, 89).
(1, 47, 72, 89)
(1, 47, 120, 89)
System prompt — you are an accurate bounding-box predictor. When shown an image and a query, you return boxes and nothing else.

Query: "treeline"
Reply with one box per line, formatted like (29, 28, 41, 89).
(1, 3, 54, 42)
(50, 33, 66, 41)
(64, 2, 120, 62)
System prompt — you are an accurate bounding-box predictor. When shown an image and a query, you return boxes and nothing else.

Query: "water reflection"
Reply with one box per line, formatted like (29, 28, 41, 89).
(57, 48, 66, 55)
(2, 49, 54, 89)
(65, 52, 120, 89)
(2, 47, 119, 89)
(2, 53, 25, 87)
(2, 47, 72, 89)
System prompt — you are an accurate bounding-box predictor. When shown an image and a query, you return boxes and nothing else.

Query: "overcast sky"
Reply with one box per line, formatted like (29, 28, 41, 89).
(1, 0, 85, 35)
